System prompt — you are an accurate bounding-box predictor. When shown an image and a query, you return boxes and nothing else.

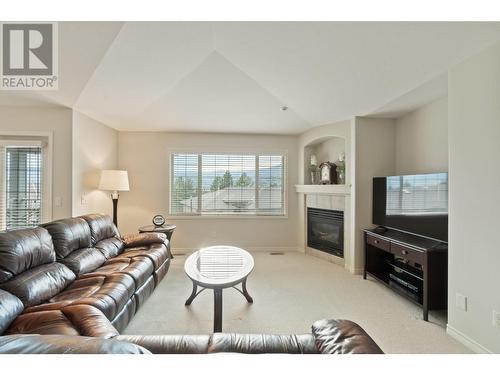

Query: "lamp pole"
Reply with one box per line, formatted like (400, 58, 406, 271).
(111, 190, 119, 227)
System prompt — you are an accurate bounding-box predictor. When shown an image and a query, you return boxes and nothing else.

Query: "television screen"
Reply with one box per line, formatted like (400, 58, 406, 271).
(373, 173, 448, 242)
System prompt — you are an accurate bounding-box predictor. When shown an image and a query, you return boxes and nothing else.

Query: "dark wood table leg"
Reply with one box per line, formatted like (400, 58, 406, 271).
(423, 255, 429, 321)
(185, 282, 198, 306)
(242, 278, 253, 303)
(363, 232, 367, 280)
(167, 246, 174, 260)
(166, 230, 174, 259)
(214, 288, 223, 333)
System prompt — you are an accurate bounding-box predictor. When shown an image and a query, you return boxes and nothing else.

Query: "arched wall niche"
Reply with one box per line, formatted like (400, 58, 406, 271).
(303, 135, 346, 184)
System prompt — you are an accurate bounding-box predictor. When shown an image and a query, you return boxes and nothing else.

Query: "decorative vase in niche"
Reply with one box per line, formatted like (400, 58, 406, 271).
(336, 169, 345, 185)
(310, 169, 319, 184)
(335, 152, 346, 185)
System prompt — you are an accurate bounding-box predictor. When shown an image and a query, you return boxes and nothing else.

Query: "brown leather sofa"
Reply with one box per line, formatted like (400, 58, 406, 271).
(0, 214, 383, 354)
(0, 214, 170, 334)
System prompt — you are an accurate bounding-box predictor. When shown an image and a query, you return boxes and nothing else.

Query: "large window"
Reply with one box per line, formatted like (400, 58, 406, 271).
(170, 152, 286, 216)
(0, 146, 43, 230)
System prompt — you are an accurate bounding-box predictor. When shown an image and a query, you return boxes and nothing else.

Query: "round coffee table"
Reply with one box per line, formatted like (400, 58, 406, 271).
(184, 245, 254, 332)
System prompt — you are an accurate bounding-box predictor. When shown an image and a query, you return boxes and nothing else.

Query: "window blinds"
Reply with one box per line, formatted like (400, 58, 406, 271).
(0, 147, 43, 230)
(171, 153, 285, 216)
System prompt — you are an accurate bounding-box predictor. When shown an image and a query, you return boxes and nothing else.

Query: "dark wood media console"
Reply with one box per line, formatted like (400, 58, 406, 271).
(363, 228, 448, 321)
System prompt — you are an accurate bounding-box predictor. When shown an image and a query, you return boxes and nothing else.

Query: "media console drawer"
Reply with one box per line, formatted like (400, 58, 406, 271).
(391, 242, 424, 264)
(366, 233, 390, 251)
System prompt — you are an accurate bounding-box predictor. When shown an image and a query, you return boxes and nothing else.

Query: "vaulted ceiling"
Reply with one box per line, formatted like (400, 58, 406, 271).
(3, 22, 500, 134)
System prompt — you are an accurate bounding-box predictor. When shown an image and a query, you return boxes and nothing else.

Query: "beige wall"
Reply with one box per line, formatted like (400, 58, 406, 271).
(395, 97, 448, 174)
(353, 117, 396, 272)
(118, 132, 299, 252)
(72, 111, 118, 217)
(314, 137, 346, 166)
(447, 41, 500, 353)
(0, 106, 72, 220)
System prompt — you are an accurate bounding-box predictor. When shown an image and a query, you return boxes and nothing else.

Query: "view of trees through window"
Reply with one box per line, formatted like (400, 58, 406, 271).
(171, 153, 284, 215)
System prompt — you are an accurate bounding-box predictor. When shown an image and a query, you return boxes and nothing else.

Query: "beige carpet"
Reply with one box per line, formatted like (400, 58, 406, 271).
(124, 251, 470, 354)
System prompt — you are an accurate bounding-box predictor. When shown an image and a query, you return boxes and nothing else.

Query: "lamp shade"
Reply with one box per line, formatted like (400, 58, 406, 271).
(99, 170, 129, 191)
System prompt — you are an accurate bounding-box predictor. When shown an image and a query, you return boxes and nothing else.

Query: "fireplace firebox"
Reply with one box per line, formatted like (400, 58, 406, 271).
(307, 208, 344, 258)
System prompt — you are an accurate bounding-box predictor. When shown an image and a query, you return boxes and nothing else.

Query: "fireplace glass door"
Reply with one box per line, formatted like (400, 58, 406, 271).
(307, 208, 344, 257)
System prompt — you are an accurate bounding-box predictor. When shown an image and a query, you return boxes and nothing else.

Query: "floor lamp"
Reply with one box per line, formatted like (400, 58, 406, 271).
(99, 170, 129, 227)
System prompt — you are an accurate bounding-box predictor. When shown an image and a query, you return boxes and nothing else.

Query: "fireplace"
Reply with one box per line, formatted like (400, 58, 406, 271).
(307, 208, 344, 258)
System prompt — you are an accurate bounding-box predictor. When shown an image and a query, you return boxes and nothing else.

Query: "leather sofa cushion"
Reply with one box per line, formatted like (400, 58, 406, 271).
(311, 319, 383, 354)
(116, 333, 318, 354)
(44, 274, 135, 320)
(7, 305, 119, 338)
(59, 247, 107, 276)
(0, 334, 151, 354)
(95, 237, 124, 259)
(208, 333, 318, 354)
(116, 335, 211, 354)
(0, 227, 55, 283)
(42, 217, 92, 259)
(80, 257, 154, 291)
(80, 214, 120, 245)
(123, 233, 167, 248)
(118, 243, 169, 270)
(0, 263, 75, 307)
(0, 289, 24, 335)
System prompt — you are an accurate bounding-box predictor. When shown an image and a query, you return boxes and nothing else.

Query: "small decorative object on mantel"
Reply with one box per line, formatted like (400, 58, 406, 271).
(319, 161, 337, 184)
(152, 214, 166, 227)
(308, 154, 319, 184)
(335, 152, 346, 185)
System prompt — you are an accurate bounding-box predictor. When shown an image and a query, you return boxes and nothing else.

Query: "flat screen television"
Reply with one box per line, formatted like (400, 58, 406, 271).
(372, 172, 448, 242)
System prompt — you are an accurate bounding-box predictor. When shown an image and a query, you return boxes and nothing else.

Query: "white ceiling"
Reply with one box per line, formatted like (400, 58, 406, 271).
(3, 22, 500, 134)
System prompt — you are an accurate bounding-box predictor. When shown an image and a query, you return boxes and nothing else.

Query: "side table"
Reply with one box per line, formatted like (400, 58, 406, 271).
(139, 224, 176, 259)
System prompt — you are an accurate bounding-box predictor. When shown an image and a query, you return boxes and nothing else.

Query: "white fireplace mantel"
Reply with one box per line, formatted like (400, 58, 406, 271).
(295, 184, 351, 195)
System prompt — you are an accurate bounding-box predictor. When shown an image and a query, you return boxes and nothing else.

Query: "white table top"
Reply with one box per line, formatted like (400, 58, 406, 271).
(184, 245, 254, 288)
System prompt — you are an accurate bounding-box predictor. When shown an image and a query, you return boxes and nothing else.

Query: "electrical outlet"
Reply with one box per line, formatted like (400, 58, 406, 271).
(54, 196, 62, 207)
(493, 311, 500, 327)
(456, 293, 467, 311)
(80, 195, 87, 205)
(211, 231, 217, 238)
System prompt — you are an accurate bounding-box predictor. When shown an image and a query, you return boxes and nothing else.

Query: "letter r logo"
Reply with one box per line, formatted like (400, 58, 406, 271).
(2, 24, 53, 75)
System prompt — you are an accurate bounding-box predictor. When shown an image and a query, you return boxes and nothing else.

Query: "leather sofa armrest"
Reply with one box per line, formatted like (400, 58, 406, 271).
(115, 335, 210, 354)
(123, 233, 167, 248)
(311, 319, 383, 354)
(0, 334, 151, 354)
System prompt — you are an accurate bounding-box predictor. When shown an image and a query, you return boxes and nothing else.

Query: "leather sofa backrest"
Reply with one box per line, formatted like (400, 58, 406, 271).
(79, 214, 124, 259)
(0, 289, 24, 335)
(0, 227, 55, 283)
(0, 263, 75, 308)
(311, 319, 383, 354)
(42, 218, 92, 259)
(0, 334, 151, 354)
(79, 214, 120, 245)
(42, 218, 107, 275)
(0, 227, 76, 307)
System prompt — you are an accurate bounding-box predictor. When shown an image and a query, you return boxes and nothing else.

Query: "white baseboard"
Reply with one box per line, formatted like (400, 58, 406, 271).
(350, 267, 364, 275)
(172, 246, 300, 255)
(446, 324, 493, 354)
